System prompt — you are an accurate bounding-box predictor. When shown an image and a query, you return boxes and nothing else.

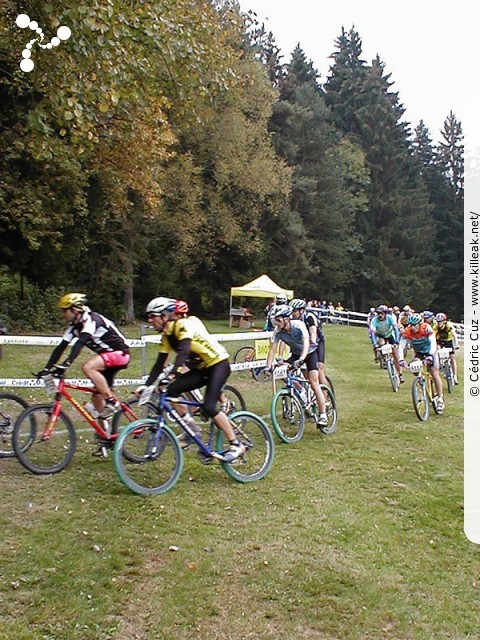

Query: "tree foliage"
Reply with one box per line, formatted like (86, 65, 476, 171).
(0, 5, 464, 325)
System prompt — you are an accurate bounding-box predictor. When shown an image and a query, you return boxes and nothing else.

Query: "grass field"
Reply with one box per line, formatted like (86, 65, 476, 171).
(0, 322, 474, 640)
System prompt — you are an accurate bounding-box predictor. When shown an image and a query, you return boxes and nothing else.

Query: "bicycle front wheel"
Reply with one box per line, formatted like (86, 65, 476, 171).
(13, 404, 76, 474)
(113, 419, 183, 495)
(217, 411, 274, 483)
(0, 392, 29, 458)
(386, 360, 400, 392)
(412, 378, 429, 421)
(271, 389, 305, 443)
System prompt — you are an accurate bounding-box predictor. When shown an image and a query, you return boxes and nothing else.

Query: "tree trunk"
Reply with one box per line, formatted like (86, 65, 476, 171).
(124, 259, 135, 324)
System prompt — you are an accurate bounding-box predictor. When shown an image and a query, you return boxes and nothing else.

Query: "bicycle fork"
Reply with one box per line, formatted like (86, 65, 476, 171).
(41, 403, 62, 441)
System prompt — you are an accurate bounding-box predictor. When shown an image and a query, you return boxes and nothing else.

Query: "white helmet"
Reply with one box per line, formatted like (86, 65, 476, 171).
(146, 297, 176, 315)
(273, 304, 292, 319)
(289, 298, 306, 310)
(276, 292, 288, 304)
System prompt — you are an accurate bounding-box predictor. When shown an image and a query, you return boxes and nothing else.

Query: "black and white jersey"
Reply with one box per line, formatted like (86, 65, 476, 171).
(63, 311, 129, 354)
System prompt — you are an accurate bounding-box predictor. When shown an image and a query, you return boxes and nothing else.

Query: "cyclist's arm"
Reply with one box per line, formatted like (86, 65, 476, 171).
(45, 339, 70, 369)
(60, 332, 92, 366)
(266, 339, 280, 369)
(172, 338, 191, 373)
(145, 352, 169, 386)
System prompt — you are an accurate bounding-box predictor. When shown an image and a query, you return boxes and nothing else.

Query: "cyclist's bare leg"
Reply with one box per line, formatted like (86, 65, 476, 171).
(318, 362, 328, 387)
(83, 356, 111, 412)
(430, 366, 444, 399)
(213, 411, 236, 441)
(392, 345, 402, 375)
(308, 370, 326, 414)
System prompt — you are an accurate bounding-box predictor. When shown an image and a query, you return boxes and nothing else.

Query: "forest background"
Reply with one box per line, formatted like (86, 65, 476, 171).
(0, 0, 464, 331)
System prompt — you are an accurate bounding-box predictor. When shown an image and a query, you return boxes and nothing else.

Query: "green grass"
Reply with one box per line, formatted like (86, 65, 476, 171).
(0, 324, 474, 640)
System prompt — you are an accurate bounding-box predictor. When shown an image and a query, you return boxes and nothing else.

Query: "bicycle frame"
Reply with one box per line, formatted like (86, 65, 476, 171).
(42, 375, 136, 442)
(141, 389, 223, 460)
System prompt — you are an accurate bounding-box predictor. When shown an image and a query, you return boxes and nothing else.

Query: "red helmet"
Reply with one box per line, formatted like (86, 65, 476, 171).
(175, 300, 189, 314)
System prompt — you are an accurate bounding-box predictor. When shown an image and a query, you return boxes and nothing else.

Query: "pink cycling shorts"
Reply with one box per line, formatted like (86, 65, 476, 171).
(100, 351, 131, 368)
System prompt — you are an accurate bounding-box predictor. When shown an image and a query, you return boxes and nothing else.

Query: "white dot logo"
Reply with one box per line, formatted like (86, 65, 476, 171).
(15, 14, 71, 72)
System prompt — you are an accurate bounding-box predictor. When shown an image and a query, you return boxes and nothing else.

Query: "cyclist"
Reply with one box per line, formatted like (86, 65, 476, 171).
(41, 293, 130, 419)
(142, 297, 245, 462)
(370, 304, 404, 382)
(265, 304, 328, 427)
(435, 312, 459, 385)
(265, 292, 289, 330)
(289, 298, 330, 388)
(422, 310, 438, 333)
(403, 312, 445, 413)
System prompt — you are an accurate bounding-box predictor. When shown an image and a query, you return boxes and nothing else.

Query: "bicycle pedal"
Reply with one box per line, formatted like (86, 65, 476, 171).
(197, 451, 213, 465)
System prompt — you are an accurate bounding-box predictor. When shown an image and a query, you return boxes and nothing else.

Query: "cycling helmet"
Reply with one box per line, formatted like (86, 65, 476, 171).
(146, 297, 176, 315)
(289, 298, 306, 310)
(436, 312, 447, 322)
(423, 310, 434, 320)
(175, 300, 189, 314)
(376, 304, 388, 314)
(408, 313, 422, 325)
(276, 292, 288, 304)
(272, 304, 292, 319)
(58, 293, 88, 310)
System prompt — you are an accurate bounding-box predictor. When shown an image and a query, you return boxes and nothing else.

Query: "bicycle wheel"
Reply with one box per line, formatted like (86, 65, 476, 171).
(219, 384, 247, 414)
(317, 385, 338, 435)
(111, 398, 159, 434)
(0, 392, 29, 458)
(217, 411, 274, 482)
(412, 378, 429, 421)
(233, 345, 266, 382)
(233, 345, 255, 364)
(13, 404, 76, 474)
(324, 375, 335, 398)
(444, 361, 454, 394)
(113, 419, 183, 495)
(386, 360, 400, 392)
(270, 388, 305, 443)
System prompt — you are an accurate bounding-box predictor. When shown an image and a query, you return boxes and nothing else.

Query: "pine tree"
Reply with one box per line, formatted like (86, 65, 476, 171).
(324, 29, 434, 309)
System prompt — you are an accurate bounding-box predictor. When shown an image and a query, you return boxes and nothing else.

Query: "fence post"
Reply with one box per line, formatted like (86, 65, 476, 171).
(141, 324, 147, 377)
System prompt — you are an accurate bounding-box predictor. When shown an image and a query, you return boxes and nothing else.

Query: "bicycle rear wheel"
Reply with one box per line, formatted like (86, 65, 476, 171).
(219, 384, 247, 414)
(217, 411, 274, 482)
(412, 378, 429, 421)
(13, 404, 76, 474)
(0, 392, 29, 458)
(316, 385, 338, 434)
(112, 398, 159, 434)
(444, 361, 454, 394)
(386, 360, 400, 392)
(113, 419, 183, 495)
(270, 388, 305, 443)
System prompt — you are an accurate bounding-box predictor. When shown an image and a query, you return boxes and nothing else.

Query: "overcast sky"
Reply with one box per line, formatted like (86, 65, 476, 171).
(237, 0, 475, 147)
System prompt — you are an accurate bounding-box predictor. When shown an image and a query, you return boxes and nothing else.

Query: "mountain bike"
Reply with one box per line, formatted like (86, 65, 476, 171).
(409, 358, 442, 421)
(438, 347, 455, 393)
(120, 383, 246, 432)
(270, 365, 337, 443)
(0, 392, 30, 458)
(12, 371, 156, 474)
(113, 382, 275, 495)
(378, 343, 400, 392)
